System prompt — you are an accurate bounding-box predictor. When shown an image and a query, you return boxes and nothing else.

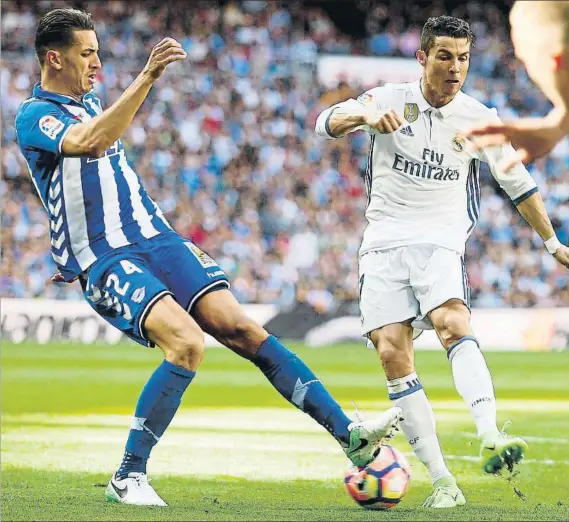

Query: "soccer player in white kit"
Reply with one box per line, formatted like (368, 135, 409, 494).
(316, 15, 568, 508)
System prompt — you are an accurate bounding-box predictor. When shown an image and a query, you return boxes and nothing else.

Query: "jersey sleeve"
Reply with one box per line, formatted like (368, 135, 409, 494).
(15, 100, 78, 155)
(479, 109, 538, 204)
(315, 86, 390, 139)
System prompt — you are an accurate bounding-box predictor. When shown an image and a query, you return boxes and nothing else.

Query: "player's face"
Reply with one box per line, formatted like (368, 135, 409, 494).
(58, 30, 101, 96)
(423, 37, 470, 98)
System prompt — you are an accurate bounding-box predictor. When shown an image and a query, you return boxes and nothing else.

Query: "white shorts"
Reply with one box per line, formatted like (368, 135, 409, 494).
(358, 244, 471, 338)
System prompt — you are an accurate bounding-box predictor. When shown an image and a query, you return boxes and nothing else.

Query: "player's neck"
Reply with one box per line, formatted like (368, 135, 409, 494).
(40, 74, 84, 102)
(420, 77, 455, 109)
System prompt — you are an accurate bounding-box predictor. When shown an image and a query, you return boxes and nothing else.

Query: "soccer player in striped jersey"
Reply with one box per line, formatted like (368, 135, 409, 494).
(316, 15, 569, 508)
(15, 8, 403, 507)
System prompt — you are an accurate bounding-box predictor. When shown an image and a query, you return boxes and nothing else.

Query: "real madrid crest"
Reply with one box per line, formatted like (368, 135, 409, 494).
(452, 133, 466, 152)
(404, 103, 419, 123)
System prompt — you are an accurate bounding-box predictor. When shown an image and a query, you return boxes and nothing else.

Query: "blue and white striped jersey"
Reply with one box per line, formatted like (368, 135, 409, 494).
(15, 83, 172, 281)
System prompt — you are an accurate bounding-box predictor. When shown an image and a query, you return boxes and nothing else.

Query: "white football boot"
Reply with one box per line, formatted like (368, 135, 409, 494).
(344, 406, 404, 467)
(480, 422, 528, 475)
(104, 472, 168, 506)
(422, 476, 467, 508)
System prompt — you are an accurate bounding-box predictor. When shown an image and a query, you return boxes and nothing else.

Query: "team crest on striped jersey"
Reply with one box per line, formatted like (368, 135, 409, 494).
(404, 103, 419, 123)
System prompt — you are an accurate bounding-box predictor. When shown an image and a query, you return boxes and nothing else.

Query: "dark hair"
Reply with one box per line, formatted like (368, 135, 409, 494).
(35, 8, 95, 65)
(420, 16, 475, 56)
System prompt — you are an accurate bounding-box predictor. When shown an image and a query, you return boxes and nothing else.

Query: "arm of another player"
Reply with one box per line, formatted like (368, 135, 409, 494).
(315, 89, 403, 139)
(62, 38, 186, 158)
(466, 107, 569, 171)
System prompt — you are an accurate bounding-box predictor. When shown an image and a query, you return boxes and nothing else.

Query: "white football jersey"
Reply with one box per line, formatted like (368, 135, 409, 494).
(315, 79, 538, 256)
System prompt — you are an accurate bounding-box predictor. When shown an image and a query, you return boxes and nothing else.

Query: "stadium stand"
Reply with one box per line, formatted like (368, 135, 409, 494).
(2, 0, 568, 309)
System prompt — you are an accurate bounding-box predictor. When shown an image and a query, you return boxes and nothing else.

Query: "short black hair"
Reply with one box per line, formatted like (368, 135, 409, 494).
(35, 8, 95, 66)
(420, 16, 475, 56)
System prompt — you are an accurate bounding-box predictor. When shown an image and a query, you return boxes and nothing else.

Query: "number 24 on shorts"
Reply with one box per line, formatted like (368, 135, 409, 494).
(89, 260, 144, 321)
(105, 260, 143, 296)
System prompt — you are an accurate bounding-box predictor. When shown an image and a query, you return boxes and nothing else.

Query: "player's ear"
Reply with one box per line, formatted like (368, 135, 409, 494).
(416, 50, 427, 67)
(46, 50, 63, 71)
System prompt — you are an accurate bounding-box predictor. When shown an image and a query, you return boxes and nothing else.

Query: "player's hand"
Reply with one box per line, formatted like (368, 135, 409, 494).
(143, 38, 187, 81)
(363, 110, 404, 134)
(466, 112, 568, 172)
(553, 245, 569, 269)
(50, 273, 78, 283)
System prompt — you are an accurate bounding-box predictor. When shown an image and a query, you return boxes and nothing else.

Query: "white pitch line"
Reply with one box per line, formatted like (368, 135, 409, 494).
(459, 431, 569, 445)
(4, 431, 568, 466)
(441, 455, 569, 466)
(4, 408, 569, 483)
(3, 426, 569, 486)
(354, 400, 569, 413)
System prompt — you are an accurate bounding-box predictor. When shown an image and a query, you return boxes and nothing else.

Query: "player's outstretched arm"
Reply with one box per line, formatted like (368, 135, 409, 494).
(515, 192, 569, 268)
(62, 38, 186, 158)
(315, 99, 403, 139)
(466, 108, 569, 171)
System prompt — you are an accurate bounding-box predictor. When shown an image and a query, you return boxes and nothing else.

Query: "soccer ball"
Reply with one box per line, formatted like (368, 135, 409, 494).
(344, 444, 411, 510)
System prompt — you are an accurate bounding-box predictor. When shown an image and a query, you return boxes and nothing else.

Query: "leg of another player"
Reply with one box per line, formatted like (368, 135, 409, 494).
(369, 323, 464, 508)
(192, 289, 402, 468)
(429, 299, 528, 474)
(110, 295, 204, 506)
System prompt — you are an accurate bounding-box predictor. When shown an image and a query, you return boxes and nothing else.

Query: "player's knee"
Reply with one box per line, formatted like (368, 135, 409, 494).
(226, 316, 268, 355)
(436, 311, 471, 348)
(377, 340, 407, 368)
(371, 326, 414, 377)
(158, 319, 205, 370)
(163, 335, 205, 370)
(375, 333, 408, 365)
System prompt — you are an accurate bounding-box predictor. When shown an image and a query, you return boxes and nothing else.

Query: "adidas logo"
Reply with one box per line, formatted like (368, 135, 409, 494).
(399, 126, 414, 137)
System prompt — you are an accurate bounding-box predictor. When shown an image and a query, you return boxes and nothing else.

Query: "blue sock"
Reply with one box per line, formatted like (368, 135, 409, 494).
(116, 360, 195, 479)
(253, 335, 351, 446)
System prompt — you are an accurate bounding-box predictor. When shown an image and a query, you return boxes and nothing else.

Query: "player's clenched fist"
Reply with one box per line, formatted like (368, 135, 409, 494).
(364, 110, 404, 134)
(143, 37, 187, 81)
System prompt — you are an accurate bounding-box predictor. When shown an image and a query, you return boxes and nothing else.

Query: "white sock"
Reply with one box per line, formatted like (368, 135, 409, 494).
(448, 337, 499, 438)
(388, 372, 452, 484)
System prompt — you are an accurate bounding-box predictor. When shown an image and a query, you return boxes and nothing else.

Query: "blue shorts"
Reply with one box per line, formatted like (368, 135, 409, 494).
(81, 231, 229, 347)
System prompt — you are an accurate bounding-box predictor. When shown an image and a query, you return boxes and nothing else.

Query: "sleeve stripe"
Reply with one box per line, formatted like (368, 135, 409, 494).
(57, 123, 76, 154)
(324, 108, 339, 138)
(513, 186, 538, 205)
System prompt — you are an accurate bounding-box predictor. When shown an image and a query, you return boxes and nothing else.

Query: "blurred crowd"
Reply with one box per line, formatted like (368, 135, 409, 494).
(2, 0, 568, 310)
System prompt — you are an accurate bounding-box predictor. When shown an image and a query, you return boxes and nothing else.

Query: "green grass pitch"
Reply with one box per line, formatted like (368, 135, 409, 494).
(2, 341, 569, 521)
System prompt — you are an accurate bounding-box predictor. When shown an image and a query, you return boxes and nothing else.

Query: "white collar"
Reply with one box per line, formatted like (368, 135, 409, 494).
(410, 79, 464, 119)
